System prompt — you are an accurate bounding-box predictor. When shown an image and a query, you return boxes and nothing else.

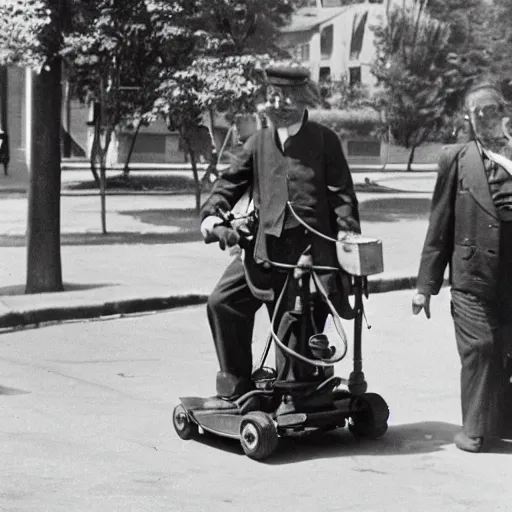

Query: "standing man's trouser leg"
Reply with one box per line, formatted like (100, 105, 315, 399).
(207, 257, 263, 398)
(451, 290, 510, 438)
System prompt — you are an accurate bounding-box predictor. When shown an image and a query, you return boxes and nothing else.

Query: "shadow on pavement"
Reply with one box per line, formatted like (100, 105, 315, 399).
(122, 200, 433, 229)
(119, 208, 199, 228)
(270, 421, 461, 464)
(488, 439, 512, 454)
(0, 385, 30, 396)
(187, 421, 463, 462)
(0, 199, 432, 247)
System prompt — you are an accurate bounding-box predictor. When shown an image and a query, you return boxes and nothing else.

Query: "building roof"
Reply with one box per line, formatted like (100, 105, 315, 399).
(281, 7, 349, 33)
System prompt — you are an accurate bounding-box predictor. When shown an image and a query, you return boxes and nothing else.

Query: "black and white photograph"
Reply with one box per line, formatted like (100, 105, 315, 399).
(0, 0, 511, 510)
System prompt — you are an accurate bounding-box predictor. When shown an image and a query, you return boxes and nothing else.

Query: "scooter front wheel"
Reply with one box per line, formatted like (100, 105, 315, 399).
(349, 392, 389, 440)
(173, 404, 198, 440)
(240, 411, 279, 461)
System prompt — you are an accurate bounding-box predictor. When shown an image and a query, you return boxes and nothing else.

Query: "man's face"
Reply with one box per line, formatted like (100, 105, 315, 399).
(467, 88, 510, 153)
(264, 87, 306, 128)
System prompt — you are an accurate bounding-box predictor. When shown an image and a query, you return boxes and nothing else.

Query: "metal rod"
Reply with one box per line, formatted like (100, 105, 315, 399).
(353, 277, 364, 373)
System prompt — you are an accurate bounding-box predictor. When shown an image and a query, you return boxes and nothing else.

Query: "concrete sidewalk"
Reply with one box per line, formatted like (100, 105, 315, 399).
(0, 179, 435, 329)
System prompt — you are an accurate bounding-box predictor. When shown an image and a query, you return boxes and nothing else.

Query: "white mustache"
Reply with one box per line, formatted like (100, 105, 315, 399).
(502, 117, 512, 141)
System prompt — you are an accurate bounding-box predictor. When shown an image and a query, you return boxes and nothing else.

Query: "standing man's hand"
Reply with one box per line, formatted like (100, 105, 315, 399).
(412, 292, 431, 319)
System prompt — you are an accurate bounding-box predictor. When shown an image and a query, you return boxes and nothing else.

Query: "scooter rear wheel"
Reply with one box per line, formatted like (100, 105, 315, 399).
(349, 392, 389, 440)
(240, 411, 279, 461)
(173, 404, 198, 440)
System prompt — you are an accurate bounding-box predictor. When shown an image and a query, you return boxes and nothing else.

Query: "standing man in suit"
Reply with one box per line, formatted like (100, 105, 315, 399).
(199, 65, 360, 409)
(413, 79, 512, 452)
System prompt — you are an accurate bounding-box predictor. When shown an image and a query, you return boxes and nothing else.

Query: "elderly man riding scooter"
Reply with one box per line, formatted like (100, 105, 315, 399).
(200, 65, 360, 410)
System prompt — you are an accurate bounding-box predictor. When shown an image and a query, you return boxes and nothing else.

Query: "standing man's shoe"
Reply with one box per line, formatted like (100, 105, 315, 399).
(454, 431, 483, 453)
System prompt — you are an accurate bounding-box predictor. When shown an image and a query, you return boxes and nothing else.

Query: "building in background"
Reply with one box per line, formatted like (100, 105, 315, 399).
(0, 66, 28, 186)
(279, 0, 387, 93)
(1, 0, 439, 183)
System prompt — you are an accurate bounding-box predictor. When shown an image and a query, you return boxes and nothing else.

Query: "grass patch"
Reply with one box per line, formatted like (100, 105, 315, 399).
(62, 172, 401, 194)
(63, 173, 205, 193)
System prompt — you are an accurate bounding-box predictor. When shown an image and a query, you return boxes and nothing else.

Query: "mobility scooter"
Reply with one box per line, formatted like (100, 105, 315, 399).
(173, 203, 389, 461)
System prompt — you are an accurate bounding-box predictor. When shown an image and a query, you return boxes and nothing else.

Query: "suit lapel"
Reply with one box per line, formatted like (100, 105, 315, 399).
(460, 141, 498, 219)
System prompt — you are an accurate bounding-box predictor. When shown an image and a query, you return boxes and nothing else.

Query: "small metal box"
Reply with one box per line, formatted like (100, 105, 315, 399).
(336, 234, 384, 276)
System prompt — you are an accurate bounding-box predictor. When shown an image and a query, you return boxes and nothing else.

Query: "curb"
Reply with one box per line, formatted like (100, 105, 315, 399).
(0, 276, 432, 330)
(0, 294, 209, 330)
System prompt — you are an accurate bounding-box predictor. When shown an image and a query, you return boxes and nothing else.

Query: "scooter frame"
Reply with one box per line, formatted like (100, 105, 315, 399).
(173, 211, 389, 461)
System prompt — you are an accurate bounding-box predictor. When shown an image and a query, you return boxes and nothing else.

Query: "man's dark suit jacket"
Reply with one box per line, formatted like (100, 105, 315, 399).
(200, 115, 359, 317)
(417, 141, 502, 302)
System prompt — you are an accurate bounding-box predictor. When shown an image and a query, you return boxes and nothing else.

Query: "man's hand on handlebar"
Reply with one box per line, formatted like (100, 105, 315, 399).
(201, 215, 240, 251)
(211, 225, 240, 251)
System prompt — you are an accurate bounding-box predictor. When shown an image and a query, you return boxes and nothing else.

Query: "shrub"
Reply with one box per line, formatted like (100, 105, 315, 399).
(308, 108, 382, 139)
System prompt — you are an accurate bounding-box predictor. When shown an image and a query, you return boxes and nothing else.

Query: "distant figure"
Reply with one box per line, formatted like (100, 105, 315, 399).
(0, 129, 9, 176)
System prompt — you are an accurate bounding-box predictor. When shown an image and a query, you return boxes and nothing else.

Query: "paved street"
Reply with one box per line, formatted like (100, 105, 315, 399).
(3, 170, 510, 510)
(1, 288, 511, 511)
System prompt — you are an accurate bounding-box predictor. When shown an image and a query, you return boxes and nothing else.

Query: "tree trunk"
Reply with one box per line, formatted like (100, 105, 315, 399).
(0, 66, 7, 131)
(25, 62, 64, 294)
(217, 123, 235, 164)
(123, 120, 142, 179)
(96, 127, 112, 235)
(62, 68, 71, 158)
(184, 133, 201, 213)
(200, 108, 219, 189)
(89, 133, 100, 186)
(407, 145, 416, 172)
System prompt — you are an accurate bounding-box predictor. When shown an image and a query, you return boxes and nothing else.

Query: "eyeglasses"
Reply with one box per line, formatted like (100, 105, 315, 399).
(471, 104, 504, 120)
(265, 93, 295, 110)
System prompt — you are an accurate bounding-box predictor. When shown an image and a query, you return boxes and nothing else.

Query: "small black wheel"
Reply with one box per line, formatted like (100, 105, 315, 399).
(240, 411, 279, 461)
(349, 393, 389, 440)
(173, 404, 198, 440)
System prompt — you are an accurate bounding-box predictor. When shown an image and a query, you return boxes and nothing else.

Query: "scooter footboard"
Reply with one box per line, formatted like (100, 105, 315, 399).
(190, 410, 243, 439)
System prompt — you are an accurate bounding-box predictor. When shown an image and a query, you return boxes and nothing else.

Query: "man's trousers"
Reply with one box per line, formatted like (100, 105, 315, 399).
(450, 221, 512, 438)
(206, 228, 331, 398)
(451, 290, 512, 438)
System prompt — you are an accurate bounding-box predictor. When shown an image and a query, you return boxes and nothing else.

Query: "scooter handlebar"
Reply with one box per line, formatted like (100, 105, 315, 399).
(204, 207, 253, 251)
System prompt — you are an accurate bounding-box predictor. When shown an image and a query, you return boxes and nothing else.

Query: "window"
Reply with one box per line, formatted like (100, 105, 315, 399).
(319, 67, 332, 82)
(349, 66, 361, 86)
(320, 24, 334, 59)
(134, 134, 166, 154)
(296, 43, 310, 62)
(297, 0, 318, 6)
(350, 11, 368, 60)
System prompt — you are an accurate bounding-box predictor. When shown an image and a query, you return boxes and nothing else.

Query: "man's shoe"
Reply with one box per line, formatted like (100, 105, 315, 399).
(199, 396, 239, 411)
(454, 431, 483, 453)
